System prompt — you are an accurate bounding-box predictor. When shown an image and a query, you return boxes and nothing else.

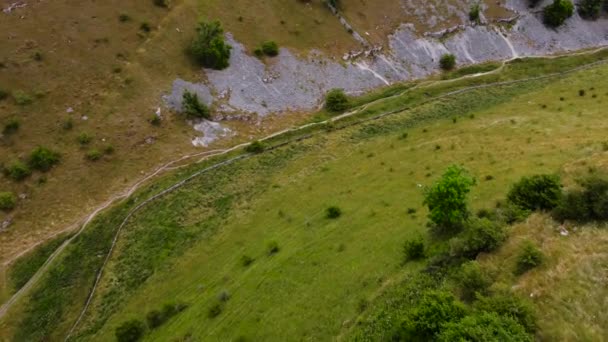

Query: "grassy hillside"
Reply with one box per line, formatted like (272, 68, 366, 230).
(2, 51, 607, 341)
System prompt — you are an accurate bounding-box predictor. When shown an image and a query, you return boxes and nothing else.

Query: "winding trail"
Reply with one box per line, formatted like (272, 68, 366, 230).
(0, 47, 606, 338)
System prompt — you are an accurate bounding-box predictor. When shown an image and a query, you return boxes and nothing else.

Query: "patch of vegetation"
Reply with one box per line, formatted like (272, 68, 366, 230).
(115, 319, 146, 342)
(3, 118, 20, 135)
(0, 191, 16, 211)
(324, 88, 349, 113)
(469, 3, 481, 23)
(438, 311, 532, 341)
(578, 0, 603, 19)
(326, 206, 342, 219)
(267, 241, 280, 255)
(261, 41, 279, 57)
(182, 90, 210, 119)
(424, 165, 475, 235)
(0, 89, 9, 101)
(474, 292, 537, 333)
(507, 174, 562, 211)
(77, 132, 92, 145)
(12, 90, 33, 106)
(118, 14, 131, 22)
(4, 160, 31, 181)
(553, 176, 608, 222)
(515, 241, 544, 275)
(146, 303, 187, 329)
(189, 20, 232, 70)
(449, 217, 506, 259)
(440, 62, 500, 80)
(453, 261, 491, 301)
(543, 0, 574, 27)
(245, 140, 266, 153)
(85, 149, 103, 161)
(439, 54, 456, 71)
(403, 237, 425, 262)
(240, 255, 255, 267)
(153, 0, 169, 8)
(28, 146, 61, 172)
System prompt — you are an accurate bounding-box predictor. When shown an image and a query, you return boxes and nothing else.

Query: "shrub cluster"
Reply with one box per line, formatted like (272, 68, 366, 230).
(326, 206, 342, 219)
(245, 140, 265, 153)
(403, 237, 425, 262)
(28, 146, 60, 172)
(115, 319, 146, 342)
(255, 41, 279, 57)
(3, 118, 20, 135)
(189, 20, 231, 70)
(578, 0, 603, 19)
(4, 161, 31, 181)
(469, 3, 481, 22)
(449, 218, 506, 259)
(553, 176, 608, 222)
(0, 191, 16, 211)
(182, 90, 210, 119)
(453, 261, 491, 301)
(515, 241, 544, 275)
(324, 89, 349, 113)
(439, 54, 456, 71)
(146, 303, 187, 329)
(543, 0, 574, 27)
(507, 174, 561, 211)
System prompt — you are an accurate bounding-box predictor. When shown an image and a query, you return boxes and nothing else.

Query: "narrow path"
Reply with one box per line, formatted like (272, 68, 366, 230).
(0, 47, 606, 336)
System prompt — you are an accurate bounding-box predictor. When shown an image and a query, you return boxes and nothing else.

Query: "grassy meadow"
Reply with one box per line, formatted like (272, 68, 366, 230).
(2, 53, 607, 341)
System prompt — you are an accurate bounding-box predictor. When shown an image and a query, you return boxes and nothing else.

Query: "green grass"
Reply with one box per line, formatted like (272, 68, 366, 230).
(440, 62, 502, 80)
(3, 53, 608, 341)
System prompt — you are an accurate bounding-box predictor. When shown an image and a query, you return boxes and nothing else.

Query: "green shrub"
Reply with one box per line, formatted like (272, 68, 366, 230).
(267, 241, 280, 255)
(438, 312, 532, 342)
(261, 41, 279, 57)
(554, 176, 608, 222)
(13, 91, 33, 106)
(528, 0, 543, 7)
(153, 0, 168, 7)
(403, 238, 425, 261)
(326, 206, 342, 219)
(543, 0, 574, 27)
(324, 88, 349, 113)
(469, 3, 481, 22)
(3, 118, 20, 135)
(424, 165, 475, 235)
(189, 20, 231, 70)
(28, 146, 60, 172)
(104, 145, 115, 155)
(240, 255, 254, 267)
(62, 118, 74, 130)
(4, 161, 31, 181)
(0, 192, 16, 211)
(578, 0, 603, 19)
(515, 241, 543, 275)
(140, 22, 151, 32)
(85, 149, 103, 161)
(208, 303, 222, 318)
(439, 54, 456, 71)
(395, 290, 467, 340)
(118, 14, 131, 22)
(474, 292, 537, 333)
(77, 132, 92, 145)
(182, 90, 210, 119)
(454, 261, 492, 301)
(245, 140, 265, 153)
(450, 218, 506, 258)
(253, 47, 264, 58)
(507, 174, 561, 211)
(146, 310, 164, 329)
(149, 115, 161, 126)
(0, 89, 8, 101)
(145, 303, 185, 329)
(493, 202, 531, 225)
(115, 319, 146, 342)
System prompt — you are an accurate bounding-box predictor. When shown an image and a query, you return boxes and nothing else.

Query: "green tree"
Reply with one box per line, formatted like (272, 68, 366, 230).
(189, 20, 231, 70)
(423, 165, 475, 233)
(507, 174, 561, 211)
(439, 54, 456, 71)
(324, 88, 349, 113)
(543, 0, 574, 27)
(454, 261, 492, 301)
(182, 90, 210, 119)
(398, 291, 467, 340)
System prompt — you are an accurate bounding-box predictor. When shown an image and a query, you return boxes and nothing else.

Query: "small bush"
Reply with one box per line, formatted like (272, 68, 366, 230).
(104, 145, 115, 155)
(146, 310, 164, 329)
(469, 3, 481, 22)
(403, 238, 425, 261)
(218, 290, 230, 302)
(579, 89, 586, 96)
(553, 176, 608, 222)
(190, 20, 232, 70)
(208, 303, 222, 318)
(3, 118, 20, 134)
(85, 149, 103, 161)
(140, 22, 151, 32)
(475, 292, 537, 333)
(0, 89, 8, 101)
(28, 146, 60, 172)
(115, 319, 146, 342)
(507, 174, 561, 211)
(62, 118, 74, 130)
(324, 88, 349, 113)
(515, 241, 543, 275)
(543, 0, 574, 27)
(267, 241, 280, 255)
(240, 255, 254, 267)
(453, 261, 491, 301)
(149, 115, 161, 126)
(493, 202, 531, 225)
(118, 14, 131, 22)
(253, 47, 264, 58)
(153, 0, 169, 7)
(439, 54, 456, 71)
(13, 91, 33, 106)
(578, 0, 603, 19)
(438, 312, 532, 342)
(0, 192, 16, 211)
(77, 132, 92, 145)
(261, 41, 279, 57)
(450, 218, 506, 259)
(182, 90, 210, 119)
(145, 303, 185, 329)
(245, 140, 265, 153)
(4, 161, 31, 181)
(326, 206, 342, 219)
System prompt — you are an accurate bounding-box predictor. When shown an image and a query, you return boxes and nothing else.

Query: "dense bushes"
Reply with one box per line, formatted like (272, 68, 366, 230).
(515, 241, 544, 275)
(146, 303, 187, 329)
(403, 238, 425, 261)
(189, 20, 231, 70)
(438, 311, 532, 342)
(474, 292, 537, 333)
(439, 54, 456, 71)
(324, 88, 349, 113)
(578, 0, 603, 19)
(424, 165, 475, 235)
(261, 41, 279, 57)
(326, 206, 342, 219)
(28, 146, 60, 172)
(182, 90, 210, 119)
(0, 191, 16, 211)
(4, 161, 31, 181)
(507, 174, 561, 211)
(450, 218, 506, 258)
(553, 176, 608, 222)
(543, 0, 574, 27)
(115, 319, 146, 342)
(453, 261, 491, 301)
(3, 118, 19, 134)
(245, 140, 265, 153)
